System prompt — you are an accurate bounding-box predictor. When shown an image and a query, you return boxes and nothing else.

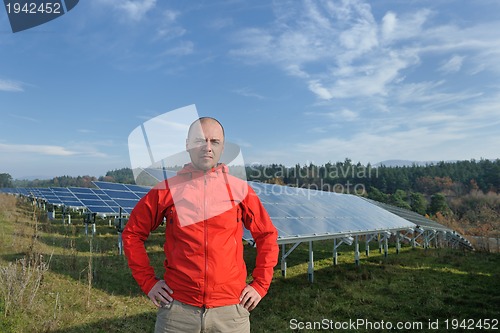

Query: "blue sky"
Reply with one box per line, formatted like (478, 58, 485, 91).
(1, 0, 499, 179)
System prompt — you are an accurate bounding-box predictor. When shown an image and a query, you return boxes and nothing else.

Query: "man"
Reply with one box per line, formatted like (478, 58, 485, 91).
(123, 117, 279, 332)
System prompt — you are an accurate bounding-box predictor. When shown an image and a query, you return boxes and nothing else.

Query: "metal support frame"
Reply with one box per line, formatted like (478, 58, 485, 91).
(396, 231, 401, 254)
(114, 208, 128, 255)
(308, 241, 314, 283)
(61, 206, 71, 225)
(333, 236, 353, 266)
(354, 236, 360, 266)
(276, 227, 468, 283)
(280, 242, 301, 277)
(365, 234, 377, 257)
(84, 212, 97, 237)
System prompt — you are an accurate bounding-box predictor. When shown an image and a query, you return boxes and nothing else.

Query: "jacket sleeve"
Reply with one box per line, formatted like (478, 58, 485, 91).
(242, 186, 279, 298)
(122, 188, 167, 295)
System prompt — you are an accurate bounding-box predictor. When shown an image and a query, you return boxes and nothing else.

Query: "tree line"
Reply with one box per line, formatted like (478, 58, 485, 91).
(246, 158, 499, 237)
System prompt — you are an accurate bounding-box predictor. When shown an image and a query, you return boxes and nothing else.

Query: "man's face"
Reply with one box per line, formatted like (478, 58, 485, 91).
(186, 119, 224, 171)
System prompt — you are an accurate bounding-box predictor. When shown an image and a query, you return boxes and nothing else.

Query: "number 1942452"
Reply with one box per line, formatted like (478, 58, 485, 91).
(5, 2, 62, 14)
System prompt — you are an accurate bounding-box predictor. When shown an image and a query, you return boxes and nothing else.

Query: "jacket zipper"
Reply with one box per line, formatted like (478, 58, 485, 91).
(203, 173, 208, 306)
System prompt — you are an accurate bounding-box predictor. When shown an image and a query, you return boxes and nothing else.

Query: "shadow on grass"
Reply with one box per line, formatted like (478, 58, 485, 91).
(50, 311, 157, 333)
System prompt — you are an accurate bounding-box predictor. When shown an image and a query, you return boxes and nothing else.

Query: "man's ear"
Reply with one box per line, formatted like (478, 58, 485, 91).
(185, 139, 189, 151)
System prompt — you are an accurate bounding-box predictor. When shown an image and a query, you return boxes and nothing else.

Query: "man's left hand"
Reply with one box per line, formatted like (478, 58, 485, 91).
(239, 284, 262, 311)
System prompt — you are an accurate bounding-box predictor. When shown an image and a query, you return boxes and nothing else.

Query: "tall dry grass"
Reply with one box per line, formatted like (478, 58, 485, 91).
(0, 194, 51, 317)
(0, 253, 50, 316)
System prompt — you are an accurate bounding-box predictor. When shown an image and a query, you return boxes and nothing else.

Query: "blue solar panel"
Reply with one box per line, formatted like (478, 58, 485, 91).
(68, 187, 119, 214)
(247, 182, 416, 244)
(93, 181, 148, 214)
(50, 188, 85, 208)
(92, 181, 130, 191)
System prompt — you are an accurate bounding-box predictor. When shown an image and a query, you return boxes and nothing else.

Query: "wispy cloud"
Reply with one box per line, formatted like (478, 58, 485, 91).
(0, 143, 77, 156)
(77, 129, 95, 134)
(9, 114, 39, 122)
(208, 17, 234, 30)
(98, 0, 157, 22)
(155, 9, 186, 40)
(0, 142, 111, 158)
(230, 0, 500, 103)
(232, 87, 265, 100)
(439, 55, 465, 74)
(0, 79, 24, 92)
(161, 41, 194, 56)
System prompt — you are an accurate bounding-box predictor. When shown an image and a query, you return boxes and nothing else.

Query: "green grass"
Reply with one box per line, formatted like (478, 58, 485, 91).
(1, 194, 499, 332)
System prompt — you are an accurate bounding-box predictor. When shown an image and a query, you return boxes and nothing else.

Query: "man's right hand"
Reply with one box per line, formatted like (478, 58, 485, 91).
(147, 280, 174, 307)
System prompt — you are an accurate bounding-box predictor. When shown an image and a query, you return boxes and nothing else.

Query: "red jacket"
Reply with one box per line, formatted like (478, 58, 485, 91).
(122, 163, 279, 308)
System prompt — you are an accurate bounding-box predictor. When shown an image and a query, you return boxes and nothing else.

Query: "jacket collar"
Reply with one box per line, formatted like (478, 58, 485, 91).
(177, 163, 229, 178)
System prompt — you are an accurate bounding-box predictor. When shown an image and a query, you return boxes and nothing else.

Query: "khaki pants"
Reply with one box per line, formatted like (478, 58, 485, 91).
(155, 300, 250, 333)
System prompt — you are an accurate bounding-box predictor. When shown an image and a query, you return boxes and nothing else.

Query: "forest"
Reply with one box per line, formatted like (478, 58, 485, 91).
(246, 159, 499, 238)
(1, 158, 499, 238)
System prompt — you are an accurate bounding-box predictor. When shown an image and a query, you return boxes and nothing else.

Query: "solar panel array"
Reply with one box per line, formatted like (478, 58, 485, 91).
(0, 184, 147, 215)
(1, 181, 470, 249)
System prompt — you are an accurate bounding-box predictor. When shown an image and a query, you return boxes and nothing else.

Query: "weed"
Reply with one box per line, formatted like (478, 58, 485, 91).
(0, 252, 49, 317)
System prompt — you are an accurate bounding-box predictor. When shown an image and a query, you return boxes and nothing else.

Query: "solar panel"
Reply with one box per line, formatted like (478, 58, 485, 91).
(50, 187, 85, 208)
(68, 187, 119, 215)
(36, 188, 63, 205)
(362, 198, 451, 231)
(93, 181, 148, 214)
(243, 182, 417, 244)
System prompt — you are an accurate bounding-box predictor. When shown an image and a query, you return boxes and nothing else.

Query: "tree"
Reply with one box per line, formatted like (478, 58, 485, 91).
(389, 189, 411, 210)
(410, 192, 428, 215)
(368, 186, 388, 203)
(0, 173, 13, 187)
(429, 193, 450, 216)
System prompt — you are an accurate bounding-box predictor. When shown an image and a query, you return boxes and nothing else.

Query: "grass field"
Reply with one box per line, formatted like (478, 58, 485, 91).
(1, 194, 499, 332)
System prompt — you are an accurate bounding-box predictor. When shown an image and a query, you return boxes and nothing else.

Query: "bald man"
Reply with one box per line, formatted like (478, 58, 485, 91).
(123, 117, 279, 333)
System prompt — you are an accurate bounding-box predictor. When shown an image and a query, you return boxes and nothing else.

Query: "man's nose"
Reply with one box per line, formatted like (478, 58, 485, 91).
(202, 140, 212, 151)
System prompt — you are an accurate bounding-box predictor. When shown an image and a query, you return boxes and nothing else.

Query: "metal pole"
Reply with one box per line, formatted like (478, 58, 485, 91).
(308, 241, 314, 283)
(384, 234, 388, 258)
(118, 207, 123, 255)
(333, 239, 338, 266)
(396, 231, 401, 254)
(355, 236, 360, 266)
(281, 244, 287, 277)
(118, 232, 123, 255)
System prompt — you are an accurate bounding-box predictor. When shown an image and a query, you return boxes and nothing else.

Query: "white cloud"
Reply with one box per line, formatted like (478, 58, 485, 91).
(0, 79, 24, 92)
(439, 55, 465, 74)
(161, 41, 194, 56)
(155, 9, 186, 39)
(0, 143, 77, 156)
(233, 88, 265, 100)
(9, 114, 38, 122)
(208, 17, 234, 30)
(0, 142, 111, 158)
(381, 11, 397, 41)
(97, 0, 157, 21)
(230, 0, 500, 106)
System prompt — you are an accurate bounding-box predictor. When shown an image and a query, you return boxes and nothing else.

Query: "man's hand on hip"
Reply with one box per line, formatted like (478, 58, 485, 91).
(148, 280, 173, 307)
(239, 284, 262, 311)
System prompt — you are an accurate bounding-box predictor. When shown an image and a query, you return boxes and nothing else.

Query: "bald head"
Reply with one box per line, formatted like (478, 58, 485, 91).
(186, 117, 225, 171)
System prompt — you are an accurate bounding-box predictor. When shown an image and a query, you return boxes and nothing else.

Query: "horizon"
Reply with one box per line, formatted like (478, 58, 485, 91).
(2, 1, 499, 180)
